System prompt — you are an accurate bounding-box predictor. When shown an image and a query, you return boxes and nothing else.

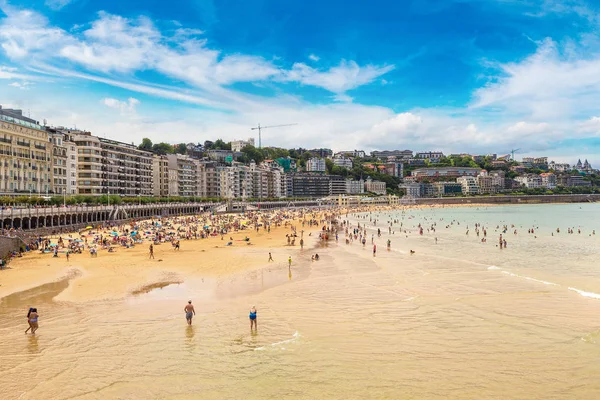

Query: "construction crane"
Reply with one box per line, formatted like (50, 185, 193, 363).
(251, 123, 298, 149)
(510, 148, 521, 161)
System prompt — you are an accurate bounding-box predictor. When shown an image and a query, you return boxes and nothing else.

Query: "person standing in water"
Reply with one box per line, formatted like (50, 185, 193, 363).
(249, 306, 257, 331)
(184, 300, 195, 326)
(25, 308, 39, 334)
(288, 256, 292, 267)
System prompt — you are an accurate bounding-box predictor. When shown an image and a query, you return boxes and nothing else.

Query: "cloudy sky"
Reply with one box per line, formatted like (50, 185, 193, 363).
(1, 0, 599, 165)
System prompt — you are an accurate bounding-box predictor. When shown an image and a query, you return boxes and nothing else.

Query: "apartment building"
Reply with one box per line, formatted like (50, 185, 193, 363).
(48, 131, 68, 196)
(514, 174, 543, 188)
(457, 176, 479, 195)
(540, 173, 557, 189)
(333, 157, 353, 169)
(152, 155, 170, 197)
(433, 182, 462, 196)
(415, 151, 444, 162)
(167, 154, 201, 197)
(0, 107, 53, 195)
(477, 171, 504, 194)
(383, 162, 403, 178)
(306, 158, 326, 172)
(291, 174, 331, 197)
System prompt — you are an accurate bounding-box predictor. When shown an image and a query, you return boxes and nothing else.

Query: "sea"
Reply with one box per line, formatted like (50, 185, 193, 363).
(1, 203, 599, 399)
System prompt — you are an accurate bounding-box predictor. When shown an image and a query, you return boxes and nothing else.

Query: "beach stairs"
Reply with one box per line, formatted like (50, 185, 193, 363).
(108, 206, 128, 221)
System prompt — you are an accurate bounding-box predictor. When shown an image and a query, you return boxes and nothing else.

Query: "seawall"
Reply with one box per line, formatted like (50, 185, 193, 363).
(413, 194, 600, 205)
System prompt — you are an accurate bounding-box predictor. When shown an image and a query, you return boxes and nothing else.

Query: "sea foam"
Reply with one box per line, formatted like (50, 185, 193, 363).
(568, 287, 600, 299)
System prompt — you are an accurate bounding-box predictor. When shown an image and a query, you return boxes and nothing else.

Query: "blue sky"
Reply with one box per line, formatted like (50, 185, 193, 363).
(1, 0, 600, 166)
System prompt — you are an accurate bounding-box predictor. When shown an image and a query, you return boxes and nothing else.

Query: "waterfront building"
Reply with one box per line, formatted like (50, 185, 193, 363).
(364, 177, 386, 195)
(48, 130, 68, 197)
(167, 154, 202, 197)
(152, 155, 170, 197)
(477, 170, 504, 194)
(457, 176, 480, 195)
(0, 107, 53, 195)
(291, 174, 331, 197)
(557, 174, 592, 187)
(433, 182, 463, 196)
(515, 174, 543, 189)
(401, 183, 422, 198)
(306, 157, 326, 172)
(330, 175, 348, 195)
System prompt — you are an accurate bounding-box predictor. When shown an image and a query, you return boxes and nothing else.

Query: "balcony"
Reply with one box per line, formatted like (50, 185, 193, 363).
(16, 141, 30, 147)
(35, 144, 46, 150)
(0, 137, 11, 144)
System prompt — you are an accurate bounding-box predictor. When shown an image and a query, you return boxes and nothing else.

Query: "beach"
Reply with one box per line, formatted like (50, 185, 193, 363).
(1, 203, 600, 399)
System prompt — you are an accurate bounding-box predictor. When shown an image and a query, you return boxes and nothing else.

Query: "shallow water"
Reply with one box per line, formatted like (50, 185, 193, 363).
(1, 203, 600, 399)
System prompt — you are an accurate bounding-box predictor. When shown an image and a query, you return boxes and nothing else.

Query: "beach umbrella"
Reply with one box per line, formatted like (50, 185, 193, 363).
(131, 231, 138, 236)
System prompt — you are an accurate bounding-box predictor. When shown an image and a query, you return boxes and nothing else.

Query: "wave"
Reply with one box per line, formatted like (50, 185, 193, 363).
(568, 287, 600, 299)
(254, 331, 300, 351)
(487, 266, 501, 270)
(500, 270, 558, 286)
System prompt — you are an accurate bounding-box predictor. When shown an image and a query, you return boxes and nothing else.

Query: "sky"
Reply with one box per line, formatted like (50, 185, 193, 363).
(1, 0, 599, 166)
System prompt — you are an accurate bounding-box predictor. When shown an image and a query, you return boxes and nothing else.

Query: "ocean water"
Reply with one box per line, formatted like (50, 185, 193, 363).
(1, 203, 599, 399)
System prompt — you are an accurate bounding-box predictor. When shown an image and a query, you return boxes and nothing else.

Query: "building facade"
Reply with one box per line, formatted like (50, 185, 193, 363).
(457, 176, 480, 195)
(291, 174, 331, 197)
(152, 155, 170, 197)
(231, 138, 255, 152)
(364, 178, 386, 195)
(333, 157, 353, 169)
(0, 107, 53, 195)
(411, 167, 480, 181)
(306, 158, 326, 172)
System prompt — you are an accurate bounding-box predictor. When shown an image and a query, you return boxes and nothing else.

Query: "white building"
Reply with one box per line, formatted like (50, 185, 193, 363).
(457, 176, 480, 195)
(333, 157, 353, 169)
(549, 162, 570, 172)
(231, 138, 255, 152)
(306, 158, 326, 172)
(540, 173, 557, 189)
(335, 150, 366, 158)
(515, 174, 543, 188)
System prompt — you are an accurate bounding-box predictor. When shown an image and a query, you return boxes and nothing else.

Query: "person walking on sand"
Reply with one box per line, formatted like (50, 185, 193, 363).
(184, 300, 195, 326)
(66, 250, 69, 261)
(249, 306, 257, 330)
(149, 244, 155, 259)
(288, 256, 292, 267)
(373, 244, 377, 257)
(268, 252, 274, 262)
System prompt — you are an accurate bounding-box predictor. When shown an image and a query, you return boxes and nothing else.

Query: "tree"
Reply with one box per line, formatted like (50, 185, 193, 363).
(152, 142, 174, 155)
(240, 145, 264, 164)
(174, 143, 187, 154)
(204, 140, 214, 150)
(139, 138, 153, 151)
(213, 139, 231, 150)
(325, 159, 334, 174)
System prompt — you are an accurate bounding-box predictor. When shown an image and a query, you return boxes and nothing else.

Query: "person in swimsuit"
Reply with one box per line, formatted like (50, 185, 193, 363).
(25, 307, 34, 334)
(26, 308, 39, 334)
(249, 306, 257, 330)
(184, 300, 195, 326)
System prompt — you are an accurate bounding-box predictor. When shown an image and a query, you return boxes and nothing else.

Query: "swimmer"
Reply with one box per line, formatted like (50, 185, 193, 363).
(249, 306, 257, 330)
(184, 300, 195, 326)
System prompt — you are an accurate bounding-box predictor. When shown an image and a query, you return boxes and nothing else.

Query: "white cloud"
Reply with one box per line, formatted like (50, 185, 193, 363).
(8, 81, 33, 90)
(45, 0, 76, 11)
(284, 60, 395, 94)
(0, 8, 392, 97)
(101, 97, 140, 115)
(308, 54, 320, 62)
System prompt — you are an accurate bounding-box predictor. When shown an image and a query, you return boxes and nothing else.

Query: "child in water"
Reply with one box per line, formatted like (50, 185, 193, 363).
(249, 306, 257, 330)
